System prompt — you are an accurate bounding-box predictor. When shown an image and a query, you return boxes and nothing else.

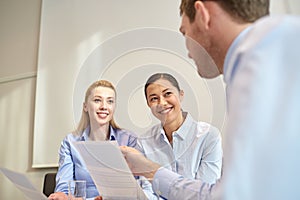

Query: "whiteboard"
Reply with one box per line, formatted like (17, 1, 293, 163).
(33, 0, 226, 168)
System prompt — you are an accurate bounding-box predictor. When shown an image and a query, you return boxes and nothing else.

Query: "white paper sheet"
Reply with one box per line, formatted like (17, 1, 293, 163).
(73, 141, 148, 200)
(0, 167, 48, 200)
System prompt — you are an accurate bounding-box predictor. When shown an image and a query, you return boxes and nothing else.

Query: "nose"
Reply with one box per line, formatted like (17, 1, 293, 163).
(159, 96, 167, 106)
(100, 101, 108, 110)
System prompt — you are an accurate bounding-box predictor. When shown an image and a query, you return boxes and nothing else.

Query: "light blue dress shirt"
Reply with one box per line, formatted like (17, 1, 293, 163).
(54, 126, 138, 199)
(152, 15, 300, 200)
(140, 112, 222, 199)
(140, 112, 222, 183)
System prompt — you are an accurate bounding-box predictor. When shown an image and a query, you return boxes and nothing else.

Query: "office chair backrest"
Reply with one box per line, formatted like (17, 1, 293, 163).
(43, 172, 57, 197)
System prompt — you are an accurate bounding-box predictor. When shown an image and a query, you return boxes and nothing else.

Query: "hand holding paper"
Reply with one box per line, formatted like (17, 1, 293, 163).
(73, 141, 148, 200)
(120, 146, 161, 179)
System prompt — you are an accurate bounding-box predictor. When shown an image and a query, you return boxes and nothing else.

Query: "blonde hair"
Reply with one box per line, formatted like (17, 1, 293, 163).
(73, 80, 120, 136)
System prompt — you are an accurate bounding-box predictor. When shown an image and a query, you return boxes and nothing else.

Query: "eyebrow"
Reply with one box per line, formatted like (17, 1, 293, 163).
(162, 88, 170, 93)
(93, 95, 114, 99)
(148, 88, 170, 97)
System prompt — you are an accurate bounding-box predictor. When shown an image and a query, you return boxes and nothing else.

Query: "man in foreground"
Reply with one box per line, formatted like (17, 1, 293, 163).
(121, 0, 300, 199)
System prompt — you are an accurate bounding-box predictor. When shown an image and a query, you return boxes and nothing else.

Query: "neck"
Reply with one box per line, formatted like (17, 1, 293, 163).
(214, 22, 252, 72)
(89, 123, 110, 141)
(163, 112, 184, 143)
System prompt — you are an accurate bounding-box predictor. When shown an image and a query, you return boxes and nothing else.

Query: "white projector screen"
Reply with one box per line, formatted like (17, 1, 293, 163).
(33, 0, 226, 168)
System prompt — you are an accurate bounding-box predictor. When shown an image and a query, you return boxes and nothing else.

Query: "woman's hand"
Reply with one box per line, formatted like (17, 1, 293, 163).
(48, 192, 68, 200)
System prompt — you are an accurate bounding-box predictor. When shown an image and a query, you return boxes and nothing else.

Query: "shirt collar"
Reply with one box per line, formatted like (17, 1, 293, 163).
(80, 126, 90, 141)
(109, 126, 116, 140)
(159, 128, 168, 142)
(223, 26, 253, 84)
(174, 112, 192, 140)
(159, 111, 192, 141)
(80, 125, 116, 141)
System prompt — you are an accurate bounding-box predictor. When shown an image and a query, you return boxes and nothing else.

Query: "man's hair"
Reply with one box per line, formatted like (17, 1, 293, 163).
(180, 0, 270, 23)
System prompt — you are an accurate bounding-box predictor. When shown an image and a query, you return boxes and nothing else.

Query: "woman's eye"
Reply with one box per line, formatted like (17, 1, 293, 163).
(164, 92, 172, 97)
(150, 97, 158, 102)
(107, 99, 114, 104)
(94, 99, 101, 103)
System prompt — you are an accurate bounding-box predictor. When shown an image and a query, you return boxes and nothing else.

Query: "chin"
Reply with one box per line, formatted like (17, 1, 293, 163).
(98, 119, 110, 125)
(197, 69, 220, 79)
(158, 116, 168, 125)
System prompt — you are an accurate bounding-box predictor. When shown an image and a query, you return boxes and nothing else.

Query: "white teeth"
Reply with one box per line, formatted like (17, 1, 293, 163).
(97, 113, 108, 118)
(159, 108, 172, 114)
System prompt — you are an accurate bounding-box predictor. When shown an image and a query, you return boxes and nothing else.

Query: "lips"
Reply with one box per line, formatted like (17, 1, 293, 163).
(96, 112, 109, 118)
(158, 107, 173, 114)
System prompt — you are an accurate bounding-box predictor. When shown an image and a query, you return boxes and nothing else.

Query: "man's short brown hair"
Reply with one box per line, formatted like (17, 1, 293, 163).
(180, 0, 270, 23)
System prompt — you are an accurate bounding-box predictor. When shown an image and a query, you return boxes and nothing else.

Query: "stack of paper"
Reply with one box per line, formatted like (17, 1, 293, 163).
(73, 141, 148, 200)
(1, 141, 148, 200)
(0, 167, 48, 200)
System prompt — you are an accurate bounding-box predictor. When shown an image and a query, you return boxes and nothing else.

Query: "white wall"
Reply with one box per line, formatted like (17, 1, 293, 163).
(0, 0, 299, 199)
(0, 0, 57, 199)
(33, 0, 228, 168)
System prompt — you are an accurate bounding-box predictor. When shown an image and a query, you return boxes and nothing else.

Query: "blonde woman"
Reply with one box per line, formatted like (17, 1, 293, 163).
(48, 80, 138, 200)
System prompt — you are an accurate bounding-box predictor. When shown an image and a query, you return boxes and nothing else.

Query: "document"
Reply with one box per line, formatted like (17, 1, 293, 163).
(0, 167, 48, 200)
(73, 141, 148, 200)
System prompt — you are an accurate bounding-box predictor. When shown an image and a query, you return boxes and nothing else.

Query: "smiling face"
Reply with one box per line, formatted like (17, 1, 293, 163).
(146, 78, 184, 127)
(84, 86, 116, 127)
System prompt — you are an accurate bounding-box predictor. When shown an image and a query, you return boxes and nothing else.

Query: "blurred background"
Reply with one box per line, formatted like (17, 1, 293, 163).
(1, 0, 299, 199)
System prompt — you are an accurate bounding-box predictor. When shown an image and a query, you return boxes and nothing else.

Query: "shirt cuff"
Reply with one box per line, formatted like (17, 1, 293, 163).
(152, 167, 182, 199)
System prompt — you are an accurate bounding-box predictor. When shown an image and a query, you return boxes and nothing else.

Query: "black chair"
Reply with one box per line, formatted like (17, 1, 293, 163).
(43, 172, 57, 197)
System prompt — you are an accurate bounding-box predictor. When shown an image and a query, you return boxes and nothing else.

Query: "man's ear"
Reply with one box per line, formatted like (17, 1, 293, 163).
(194, 1, 210, 30)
